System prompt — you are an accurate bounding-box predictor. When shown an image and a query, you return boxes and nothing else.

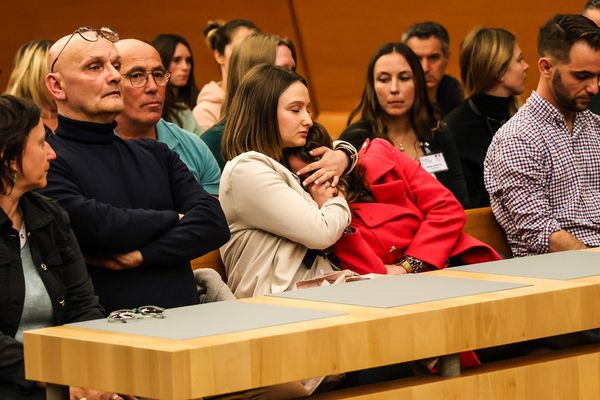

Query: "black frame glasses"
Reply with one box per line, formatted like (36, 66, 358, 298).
(50, 26, 119, 73)
(122, 70, 171, 88)
(107, 305, 165, 323)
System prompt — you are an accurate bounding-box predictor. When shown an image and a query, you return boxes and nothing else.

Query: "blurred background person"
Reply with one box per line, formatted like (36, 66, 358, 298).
(5, 40, 58, 133)
(403, 22, 463, 119)
(152, 34, 202, 135)
(193, 19, 259, 131)
(443, 27, 528, 208)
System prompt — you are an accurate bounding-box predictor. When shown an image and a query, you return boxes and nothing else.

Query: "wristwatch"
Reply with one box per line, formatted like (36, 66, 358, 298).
(396, 256, 428, 273)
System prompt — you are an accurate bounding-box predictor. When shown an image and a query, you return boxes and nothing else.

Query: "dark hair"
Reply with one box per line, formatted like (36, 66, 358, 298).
(283, 122, 333, 165)
(151, 34, 199, 124)
(584, 0, 600, 11)
(203, 19, 259, 55)
(402, 22, 450, 55)
(222, 64, 306, 161)
(538, 14, 600, 62)
(0, 95, 41, 194)
(283, 122, 373, 204)
(347, 42, 435, 143)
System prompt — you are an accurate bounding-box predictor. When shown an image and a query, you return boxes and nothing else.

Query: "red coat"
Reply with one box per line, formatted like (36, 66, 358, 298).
(334, 139, 500, 275)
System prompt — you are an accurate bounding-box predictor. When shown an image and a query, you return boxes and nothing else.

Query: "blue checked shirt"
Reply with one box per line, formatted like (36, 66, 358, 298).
(484, 91, 600, 257)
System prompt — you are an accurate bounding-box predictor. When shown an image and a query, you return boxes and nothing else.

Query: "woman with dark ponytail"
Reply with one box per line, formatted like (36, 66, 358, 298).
(193, 19, 259, 131)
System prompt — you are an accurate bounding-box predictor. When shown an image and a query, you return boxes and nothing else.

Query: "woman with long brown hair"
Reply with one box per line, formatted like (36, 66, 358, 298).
(340, 42, 468, 206)
(219, 64, 351, 299)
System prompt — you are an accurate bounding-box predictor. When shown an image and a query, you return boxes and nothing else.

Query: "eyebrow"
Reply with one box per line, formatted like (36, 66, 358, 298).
(124, 64, 165, 74)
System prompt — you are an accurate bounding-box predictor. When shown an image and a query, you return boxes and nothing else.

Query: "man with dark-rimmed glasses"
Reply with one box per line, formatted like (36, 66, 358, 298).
(114, 39, 221, 195)
(42, 28, 229, 315)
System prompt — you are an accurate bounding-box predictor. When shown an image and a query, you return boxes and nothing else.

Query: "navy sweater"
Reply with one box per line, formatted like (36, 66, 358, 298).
(42, 115, 230, 312)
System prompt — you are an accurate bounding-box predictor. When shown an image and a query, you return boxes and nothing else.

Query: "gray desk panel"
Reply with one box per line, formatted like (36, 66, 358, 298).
(68, 301, 345, 339)
(452, 250, 600, 280)
(269, 275, 529, 308)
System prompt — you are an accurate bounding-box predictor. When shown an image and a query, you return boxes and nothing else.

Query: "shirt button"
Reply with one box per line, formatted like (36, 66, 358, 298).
(40, 263, 48, 271)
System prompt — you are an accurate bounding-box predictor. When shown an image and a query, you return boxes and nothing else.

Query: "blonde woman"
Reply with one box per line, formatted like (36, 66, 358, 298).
(443, 27, 529, 208)
(5, 40, 58, 132)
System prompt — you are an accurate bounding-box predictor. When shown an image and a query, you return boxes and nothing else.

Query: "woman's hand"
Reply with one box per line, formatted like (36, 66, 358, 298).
(308, 181, 339, 208)
(384, 264, 408, 275)
(295, 147, 349, 188)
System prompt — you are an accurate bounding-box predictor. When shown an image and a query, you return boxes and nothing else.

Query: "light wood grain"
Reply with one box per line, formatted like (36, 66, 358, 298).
(24, 269, 600, 399)
(311, 344, 600, 399)
(463, 207, 512, 258)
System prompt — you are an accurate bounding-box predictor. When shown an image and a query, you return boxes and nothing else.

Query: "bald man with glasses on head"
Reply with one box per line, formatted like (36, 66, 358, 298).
(42, 27, 229, 314)
(114, 39, 220, 195)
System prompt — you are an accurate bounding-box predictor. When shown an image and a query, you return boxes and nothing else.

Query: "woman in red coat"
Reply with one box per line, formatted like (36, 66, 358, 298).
(286, 124, 500, 276)
(332, 137, 500, 275)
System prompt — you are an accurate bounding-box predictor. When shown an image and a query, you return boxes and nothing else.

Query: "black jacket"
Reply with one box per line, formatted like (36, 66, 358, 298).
(340, 119, 469, 207)
(443, 93, 513, 209)
(43, 115, 230, 312)
(0, 192, 104, 390)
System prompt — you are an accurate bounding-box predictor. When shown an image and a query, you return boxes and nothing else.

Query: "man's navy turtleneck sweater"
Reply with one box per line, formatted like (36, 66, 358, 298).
(42, 115, 230, 312)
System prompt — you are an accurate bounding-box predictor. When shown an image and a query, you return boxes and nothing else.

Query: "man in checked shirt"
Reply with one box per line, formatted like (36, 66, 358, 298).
(484, 14, 600, 257)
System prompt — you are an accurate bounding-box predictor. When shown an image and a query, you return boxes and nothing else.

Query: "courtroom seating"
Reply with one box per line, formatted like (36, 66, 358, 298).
(463, 207, 512, 258)
(191, 250, 226, 280)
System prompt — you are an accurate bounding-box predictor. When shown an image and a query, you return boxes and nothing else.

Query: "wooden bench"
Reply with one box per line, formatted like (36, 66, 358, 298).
(191, 250, 226, 280)
(310, 344, 600, 399)
(463, 207, 512, 258)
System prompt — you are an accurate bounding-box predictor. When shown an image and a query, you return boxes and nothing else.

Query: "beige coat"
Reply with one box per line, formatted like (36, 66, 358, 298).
(219, 151, 351, 298)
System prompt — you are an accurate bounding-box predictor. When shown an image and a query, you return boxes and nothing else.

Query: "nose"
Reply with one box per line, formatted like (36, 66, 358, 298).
(302, 112, 313, 127)
(588, 78, 600, 96)
(524, 61, 530, 72)
(420, 58, 430, 74)
(145, 73, 159, 93)
(46, 142, 57, 161)
(107, 64, 122, 84)
(390, 77, 399, 94)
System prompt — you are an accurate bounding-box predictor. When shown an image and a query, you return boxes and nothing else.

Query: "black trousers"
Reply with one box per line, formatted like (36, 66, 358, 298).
(0, 383, 45, 400)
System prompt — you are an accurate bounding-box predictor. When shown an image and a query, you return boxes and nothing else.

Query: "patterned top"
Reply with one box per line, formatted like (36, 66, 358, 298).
(484, 91, 600, 257)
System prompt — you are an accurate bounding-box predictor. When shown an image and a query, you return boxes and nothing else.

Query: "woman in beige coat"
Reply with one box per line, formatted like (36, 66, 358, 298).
(220, 64, 351, 298)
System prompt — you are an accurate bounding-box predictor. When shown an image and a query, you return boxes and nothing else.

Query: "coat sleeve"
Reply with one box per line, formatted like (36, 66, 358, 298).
(383, 142, 465, 268)
(484, 133, 561, 254)
(333, 226, 387, 275)
(226, 156, 350, 250)
(139, 147, 230, 267)
(43, 155, 180, 253)
(54, 205, 106, 322)
(189, 134, 222, 195)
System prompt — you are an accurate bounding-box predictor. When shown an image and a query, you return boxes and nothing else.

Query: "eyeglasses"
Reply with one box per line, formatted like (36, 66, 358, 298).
(107, 305, 165, 323)
(122, 70, 171, 88)
(50, 26, 120, 73)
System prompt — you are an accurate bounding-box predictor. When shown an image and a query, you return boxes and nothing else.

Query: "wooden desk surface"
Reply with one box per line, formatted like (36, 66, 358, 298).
(24, 268, 600, 400)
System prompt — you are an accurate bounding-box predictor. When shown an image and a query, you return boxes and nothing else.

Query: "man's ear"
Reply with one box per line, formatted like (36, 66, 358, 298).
(45, 73, 66, 101)
(538, 58, 553, 78)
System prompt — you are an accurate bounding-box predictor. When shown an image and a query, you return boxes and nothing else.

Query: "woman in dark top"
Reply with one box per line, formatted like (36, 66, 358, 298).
(340, 42, 468, 206)
(151, 34, 202, 135)
(0, 95, 113, 400)
(442, 27, 528, 208)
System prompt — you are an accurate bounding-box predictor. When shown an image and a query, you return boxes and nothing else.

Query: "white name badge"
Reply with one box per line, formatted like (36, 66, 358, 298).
(419, 153, 449, 174)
